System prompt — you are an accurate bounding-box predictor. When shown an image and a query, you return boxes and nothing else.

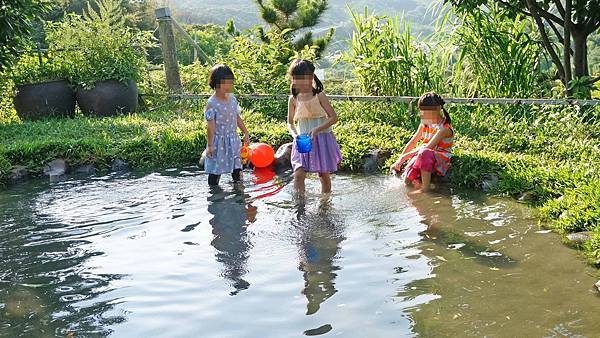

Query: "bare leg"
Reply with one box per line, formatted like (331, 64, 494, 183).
(319, 173, 332, 194)
(420, 169, 432, 192)
(294, 168, 307, 193)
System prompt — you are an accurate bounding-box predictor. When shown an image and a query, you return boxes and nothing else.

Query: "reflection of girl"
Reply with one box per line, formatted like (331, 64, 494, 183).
(208, 189, 256, 295)
(407, 191, 516, 267)
(295, 197, 345, 315)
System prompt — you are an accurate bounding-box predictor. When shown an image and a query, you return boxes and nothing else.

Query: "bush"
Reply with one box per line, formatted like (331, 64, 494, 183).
(344, 8, 450, 96)
(584, 233, 600, 261)
(0, 0, 50, 70)
(0, 77, 19, 124)
(179, 62, 210, 93)
(228, 29, 316, 95)
(541, 181, 600, 233)
(0, 154, 10, 185)
(9, 54, 70, 85)
(176, 24, 232, 66)
(46, 0, 153, 89)
(451, 6, 543, 98)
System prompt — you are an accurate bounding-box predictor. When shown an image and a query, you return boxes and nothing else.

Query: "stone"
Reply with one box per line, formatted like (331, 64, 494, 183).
(362, 149, 391, 174)
(273, 143, 293, 170)
(565, 231, 593, 246)
(75, 164, 96, 175)
(111, 159, 129, 172)
(518, 192, 535, 202)
(594, 259, 600, 269)
(9, 166, 29, 182)
(595, 280, 600, 293)
(43, 159, 67, 178)
(481, 173, 499, 192)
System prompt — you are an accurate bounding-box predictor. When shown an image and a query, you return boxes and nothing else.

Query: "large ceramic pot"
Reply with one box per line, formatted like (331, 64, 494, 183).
(13, 80, 76, 120)
(76, 79, 138, 117)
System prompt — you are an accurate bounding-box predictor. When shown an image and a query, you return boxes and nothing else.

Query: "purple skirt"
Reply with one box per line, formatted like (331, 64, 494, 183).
(291, 132, 342, 173)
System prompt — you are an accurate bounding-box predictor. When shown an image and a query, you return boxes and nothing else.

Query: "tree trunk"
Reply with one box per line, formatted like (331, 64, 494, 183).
(563, 0, 572, 96)
(572, 29, 589, 78)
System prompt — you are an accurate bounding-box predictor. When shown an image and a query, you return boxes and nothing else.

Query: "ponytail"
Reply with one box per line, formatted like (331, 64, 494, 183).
(436, 95, 451, 125)
(442, 106, 451, 125)
(312, 74, 324, 95)
(290, 82, 297, 97)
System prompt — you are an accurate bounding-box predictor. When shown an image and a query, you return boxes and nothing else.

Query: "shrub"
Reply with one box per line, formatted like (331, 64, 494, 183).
(451, 6, 543, 98)
(9, 54, 70, 85)
(344, 8, 450, 96)
(0, 154, 10, 185)
(46, 0, 153, 89)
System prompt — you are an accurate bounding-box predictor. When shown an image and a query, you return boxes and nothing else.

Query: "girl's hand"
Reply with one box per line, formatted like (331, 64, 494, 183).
(390, 156, 406, 172)
(206, 145, 214, 158)
(309, 128, 319, 139)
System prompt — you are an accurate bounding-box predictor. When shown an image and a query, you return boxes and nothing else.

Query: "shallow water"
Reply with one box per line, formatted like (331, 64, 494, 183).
(0, 169, 598, 337)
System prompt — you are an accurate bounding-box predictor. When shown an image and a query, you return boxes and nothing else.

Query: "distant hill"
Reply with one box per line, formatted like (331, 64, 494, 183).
(169, 0, 440, 53)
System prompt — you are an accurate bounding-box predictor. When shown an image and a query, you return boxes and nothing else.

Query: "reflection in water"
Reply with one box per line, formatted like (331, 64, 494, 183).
(293, 195, 345, 316)
(207, 185, 256, 296)
(407, 189, 517, 268)
(2, 172, 599, 337)
(0, 182, 123, 337)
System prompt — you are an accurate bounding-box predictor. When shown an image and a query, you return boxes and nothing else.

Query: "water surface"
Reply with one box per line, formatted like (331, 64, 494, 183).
(0, 169, 598, 337)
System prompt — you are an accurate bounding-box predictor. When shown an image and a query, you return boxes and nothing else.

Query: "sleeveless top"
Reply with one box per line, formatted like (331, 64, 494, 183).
(293, 94, 331, 134)
(421, 121, 454, 176)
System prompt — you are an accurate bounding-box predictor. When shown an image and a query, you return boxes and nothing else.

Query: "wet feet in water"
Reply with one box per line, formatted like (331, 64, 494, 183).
(409, 189, 425, 195)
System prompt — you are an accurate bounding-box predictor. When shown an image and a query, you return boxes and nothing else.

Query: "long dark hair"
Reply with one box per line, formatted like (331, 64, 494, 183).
(417, 91, 451, 125)
(288, 59, 324, 97)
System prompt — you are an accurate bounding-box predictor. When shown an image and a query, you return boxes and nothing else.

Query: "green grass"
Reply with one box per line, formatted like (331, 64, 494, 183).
(1, 100, 600, 264)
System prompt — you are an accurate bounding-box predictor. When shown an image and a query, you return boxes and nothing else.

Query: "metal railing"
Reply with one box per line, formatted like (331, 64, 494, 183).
(147, 93, 600, 106)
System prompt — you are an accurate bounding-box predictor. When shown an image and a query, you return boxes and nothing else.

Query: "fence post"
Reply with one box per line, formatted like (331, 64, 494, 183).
(155, 7, 182, 92)
(36, 43, 43, 67)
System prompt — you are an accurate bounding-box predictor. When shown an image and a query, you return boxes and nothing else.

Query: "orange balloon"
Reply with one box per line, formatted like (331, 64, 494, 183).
(249, 143, 275, 168)
(252, 166, 276, 185)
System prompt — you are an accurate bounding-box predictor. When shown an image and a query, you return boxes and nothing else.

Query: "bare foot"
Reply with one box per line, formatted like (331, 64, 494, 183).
(408, 188, 424, 195)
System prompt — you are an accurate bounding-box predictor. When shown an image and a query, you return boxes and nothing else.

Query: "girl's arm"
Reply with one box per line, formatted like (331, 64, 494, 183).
(401, 126, 424, 156)
(206, 108, 216, 158)
(237, 115, 250, 145)
(287, 95, 300, 138)
(390, 126, 423, 170)
(313, 92, 338, 138)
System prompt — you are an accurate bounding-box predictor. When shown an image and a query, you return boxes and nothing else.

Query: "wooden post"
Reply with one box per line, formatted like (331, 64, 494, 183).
(36, 43, 43, 67)
(171, 18, 212, 64)
(155, 7, 181, 92)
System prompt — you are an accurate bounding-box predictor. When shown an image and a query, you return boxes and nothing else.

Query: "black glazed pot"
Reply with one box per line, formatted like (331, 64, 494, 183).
(76, 79, 138, 117)
(13, 80, 76, 120)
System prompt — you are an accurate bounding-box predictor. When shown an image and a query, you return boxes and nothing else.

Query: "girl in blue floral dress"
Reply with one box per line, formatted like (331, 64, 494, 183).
(204, 64, 250, 186)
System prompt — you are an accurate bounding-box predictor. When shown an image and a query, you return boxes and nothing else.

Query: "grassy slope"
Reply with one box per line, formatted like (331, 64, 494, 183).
(0, 100, 599, 263)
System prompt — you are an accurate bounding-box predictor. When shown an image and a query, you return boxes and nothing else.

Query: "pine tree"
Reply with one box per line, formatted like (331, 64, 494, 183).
(254, 0, 334, 58)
